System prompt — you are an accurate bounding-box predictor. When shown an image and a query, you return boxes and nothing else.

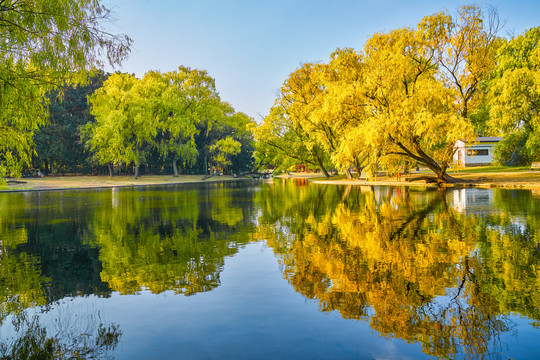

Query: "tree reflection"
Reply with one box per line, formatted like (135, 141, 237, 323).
(0, 309, 121, 359)
(0, 182, 257, 332)
(257, 183, 539, 359)
(478, 189, 540, 322)
(1, 180, 538, 358)
(0, 194, 49, 323)
(86, 184, 256, 295)
(0, 192, 109, 324)
(0, 252, 49, 324)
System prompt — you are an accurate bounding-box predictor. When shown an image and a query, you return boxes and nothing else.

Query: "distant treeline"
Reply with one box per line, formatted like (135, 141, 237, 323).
(31, 69, 255, 178)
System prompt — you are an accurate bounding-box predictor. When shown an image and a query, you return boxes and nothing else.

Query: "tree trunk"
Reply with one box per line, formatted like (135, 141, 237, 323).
(50, 160, 55, 177)
(172, 155, 179, 177)
(134, 164, 140, 179)
(315, 155, 330, 178)
(420, 157, 458, 183)
(344, 168, 353, 179)
(107, 163, 113, 178)
(311, 146, 330, 179)
(411, 142, 459, 184)
(435, 167, 458, 184)
(462, 100, 468, 120)
(354, 158, 364, 179)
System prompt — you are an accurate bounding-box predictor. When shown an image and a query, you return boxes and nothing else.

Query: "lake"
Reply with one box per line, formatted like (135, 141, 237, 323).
(0, 179, 539, 359)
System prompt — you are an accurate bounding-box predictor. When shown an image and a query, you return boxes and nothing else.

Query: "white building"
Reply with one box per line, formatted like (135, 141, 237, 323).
(451, 188, 494, 214)
(453, 137, 502, 166)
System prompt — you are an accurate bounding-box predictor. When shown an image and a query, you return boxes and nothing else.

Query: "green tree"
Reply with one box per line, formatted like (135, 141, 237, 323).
(84, 68, 255, 177)
(492, 130, 531, 166)
(84, 73, 159, 178)
(227, 112, 257, 175)
(194, 100, 256, 176)
(157, 67, 215, 177)
(0, 0, 131, 183)
(33, 71, 108, 176)
(209, 137, 242, 172)
(489, 26, 540, 162)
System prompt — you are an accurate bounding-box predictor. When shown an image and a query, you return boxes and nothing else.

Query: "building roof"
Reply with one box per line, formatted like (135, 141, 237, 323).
(476, 136, 502, 142)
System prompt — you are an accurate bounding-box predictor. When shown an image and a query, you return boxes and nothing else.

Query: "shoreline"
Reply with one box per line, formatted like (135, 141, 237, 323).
(1, 174, 254, 193)
(283, 171, 540, 190)
(309, 178, 540, 190)
(1, 170, 539, 193)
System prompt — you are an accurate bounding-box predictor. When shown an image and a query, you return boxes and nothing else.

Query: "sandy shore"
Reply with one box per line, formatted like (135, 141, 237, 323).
(1, 174, 252, 192)
(307, 171, 540, 190)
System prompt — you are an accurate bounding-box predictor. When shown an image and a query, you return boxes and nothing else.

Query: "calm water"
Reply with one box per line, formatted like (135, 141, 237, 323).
(0, 179, 539, 359)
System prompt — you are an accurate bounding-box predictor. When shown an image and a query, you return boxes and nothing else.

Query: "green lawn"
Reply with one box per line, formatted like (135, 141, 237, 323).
(448, 165, 531, 173)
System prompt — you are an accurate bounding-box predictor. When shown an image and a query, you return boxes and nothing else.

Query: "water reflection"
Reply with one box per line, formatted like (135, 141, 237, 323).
(0, 183, 258, 304)
(87, 185, 255, 295)
(256, 183, 540, 359)
(0, 307, 121, 359)
(0, 181, 538, 358)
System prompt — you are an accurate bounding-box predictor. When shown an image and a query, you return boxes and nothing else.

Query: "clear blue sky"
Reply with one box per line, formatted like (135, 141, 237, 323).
(103, 0, 540, 121)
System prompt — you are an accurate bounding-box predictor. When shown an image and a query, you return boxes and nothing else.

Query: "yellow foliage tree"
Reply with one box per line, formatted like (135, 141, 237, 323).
(261, 6, 502, 183)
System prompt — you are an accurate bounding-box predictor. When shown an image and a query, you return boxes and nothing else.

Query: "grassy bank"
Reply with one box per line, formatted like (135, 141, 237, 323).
(1, 174, 250, 192)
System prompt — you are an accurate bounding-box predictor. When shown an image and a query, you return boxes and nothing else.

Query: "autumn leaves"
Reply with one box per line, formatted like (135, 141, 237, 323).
(256, 5, 532, 183)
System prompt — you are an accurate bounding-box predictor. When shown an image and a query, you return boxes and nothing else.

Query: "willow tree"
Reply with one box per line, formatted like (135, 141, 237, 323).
(278, 59, 358, 178)
(354, 27, 471, 183)
(85, 73, 160, 179)
(158, 67, 217, 177)
(0, 0, 131, 182)
(259, 64, 333, 177)
(255, 103, 332, 176)
(194, 99, 256, 176)
(347, 6, 500, 183)
(208, 137, 241, 173)
(317, 48, 368, 178)
(259, 50, 366, 179)
(282, 63, 331, 175)
(420, 5, 502, 119)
